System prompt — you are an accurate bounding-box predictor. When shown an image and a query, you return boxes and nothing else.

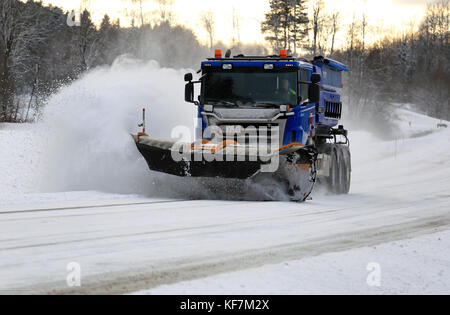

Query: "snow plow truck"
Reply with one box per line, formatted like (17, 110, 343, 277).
(134, 50, 351, 201)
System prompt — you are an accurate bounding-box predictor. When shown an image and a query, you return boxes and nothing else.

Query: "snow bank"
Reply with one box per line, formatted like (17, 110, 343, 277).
(396, 108, 445, 138)
(0, 123, 41, 195)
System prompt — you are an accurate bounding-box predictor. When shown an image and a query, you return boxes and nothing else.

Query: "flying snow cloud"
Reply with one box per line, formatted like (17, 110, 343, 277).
(33, 56, 294, 200)
(37, 57, 197, 194)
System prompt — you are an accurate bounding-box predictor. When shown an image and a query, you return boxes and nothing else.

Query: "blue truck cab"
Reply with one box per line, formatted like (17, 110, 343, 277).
(190, 50, 348, 148)
(312, 56, 349, 129)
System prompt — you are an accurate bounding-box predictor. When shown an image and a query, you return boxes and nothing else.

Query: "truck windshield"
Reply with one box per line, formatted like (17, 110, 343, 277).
(202, 70, 298, 107)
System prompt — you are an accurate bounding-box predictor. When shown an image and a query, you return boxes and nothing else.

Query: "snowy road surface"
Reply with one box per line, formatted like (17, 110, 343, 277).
(1, 110, 450, 294)
(142, 230, 450, 295)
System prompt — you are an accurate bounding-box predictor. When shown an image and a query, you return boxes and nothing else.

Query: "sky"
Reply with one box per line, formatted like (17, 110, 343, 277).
(42, 0, 433, 47)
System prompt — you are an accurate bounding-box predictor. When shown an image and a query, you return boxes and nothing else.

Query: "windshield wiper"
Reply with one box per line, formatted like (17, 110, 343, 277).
(206, 100, 238, 107)
(252, 102, 279, 108)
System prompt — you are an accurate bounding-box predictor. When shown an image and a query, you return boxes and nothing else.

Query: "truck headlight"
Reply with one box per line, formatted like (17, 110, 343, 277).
(280, 105, 291, 112)
(204, 105, 214, 112)
(222, 64, 233, 70)
(264, 64, 274, 70)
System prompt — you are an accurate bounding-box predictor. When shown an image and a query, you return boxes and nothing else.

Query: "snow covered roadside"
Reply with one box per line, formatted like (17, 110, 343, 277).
(0, 123, 144, 207)
(0, 123, 40, 195)
(139, 230, 450, 295)
(395, 107, 446, 138)
(1, 106, 449, 295)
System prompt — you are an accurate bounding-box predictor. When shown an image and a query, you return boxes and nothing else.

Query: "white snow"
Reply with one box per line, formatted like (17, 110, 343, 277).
(140, 230, 450, 295)
(37, 58, 197, 195)
(1, 60, 449, 295)
(0, 123, 144, 207)
(395, 108, 445, 138)
(0, 123, 41, 195)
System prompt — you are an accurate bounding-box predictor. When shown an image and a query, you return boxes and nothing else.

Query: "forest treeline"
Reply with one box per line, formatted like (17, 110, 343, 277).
(0, 0, 448, 127)
(262, 0, 449, 133)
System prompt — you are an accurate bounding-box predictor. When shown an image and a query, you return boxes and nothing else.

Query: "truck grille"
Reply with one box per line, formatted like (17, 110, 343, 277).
(219, 124, 279, 145)
(324, 101, 342, 120)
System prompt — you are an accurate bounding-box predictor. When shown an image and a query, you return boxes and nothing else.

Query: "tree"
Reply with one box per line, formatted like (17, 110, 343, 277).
(157, 0, 174, 24)
(0, 0, 52, 121)
(131, 0, 145, 27)
(200, 11, 215, 50)
(311, 0, 324, 56)
(231, 6, 241, 48)
(95, 14, 117, 66)
(72, 10, 97, 71)
(0, 0, 19, 120)
(261, 0, 308, 53)
(123, 0, 151, 27)
(359, 13, 368, 84)
(289, 0, 308, 55)
(346, 14, 358, 70)
(415, 0, 449, 119)
(329, 12, 340, 56)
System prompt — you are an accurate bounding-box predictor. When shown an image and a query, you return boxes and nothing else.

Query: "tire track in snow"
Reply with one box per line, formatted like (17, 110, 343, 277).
(0, 199, 188, 215)
(7, 213, 450, 295)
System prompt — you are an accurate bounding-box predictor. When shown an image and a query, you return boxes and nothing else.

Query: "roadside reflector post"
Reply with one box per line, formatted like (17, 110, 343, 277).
(142, 108, 146, 134)
(308, 110, 314, 146)
(137, 107, 148, 141)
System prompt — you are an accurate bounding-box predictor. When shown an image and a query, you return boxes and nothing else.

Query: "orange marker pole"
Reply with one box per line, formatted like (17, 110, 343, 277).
(142, 108, 146, 134)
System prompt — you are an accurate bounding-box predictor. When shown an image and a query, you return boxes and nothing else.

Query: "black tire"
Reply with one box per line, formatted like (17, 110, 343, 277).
(327, 147, 339, 194)
(336, 146, 350, 194)
(252, 152, 317, 202)
(340, 146, 352, 194)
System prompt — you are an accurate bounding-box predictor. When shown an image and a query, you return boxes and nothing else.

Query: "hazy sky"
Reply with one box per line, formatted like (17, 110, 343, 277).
(43, 0, 432, 46)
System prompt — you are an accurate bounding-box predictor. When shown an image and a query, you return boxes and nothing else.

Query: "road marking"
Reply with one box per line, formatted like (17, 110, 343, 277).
(0, 200, 189, 215)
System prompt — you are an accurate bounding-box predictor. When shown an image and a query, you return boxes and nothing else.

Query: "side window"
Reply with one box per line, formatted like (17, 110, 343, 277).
(335, 71, 342, 88)
(322, 68, 329, 82)
(299, 69, 309, 103)
(322, 65, 342, 88)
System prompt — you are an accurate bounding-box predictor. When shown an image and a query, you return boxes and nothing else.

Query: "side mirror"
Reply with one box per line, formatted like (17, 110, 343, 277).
(310, 73, 321, 84)
(185, 82, 194, 103)
(308, 83, 321, 104)
(184, 73, 193, 82)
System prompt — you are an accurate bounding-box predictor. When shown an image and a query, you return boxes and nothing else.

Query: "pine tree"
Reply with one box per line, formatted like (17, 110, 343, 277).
(72, 10, 96, 71)
(96, 15, 114, 66)
(0, 0, 19, 121)
(261, 0, 308, 54)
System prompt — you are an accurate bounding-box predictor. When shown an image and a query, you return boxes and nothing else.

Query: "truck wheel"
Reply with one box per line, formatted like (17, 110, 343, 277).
(279, 151, 317, 202)
(251, 152, 317, 202)
(340, 146, 351, 194)
(328, 147, 340, 194)
(337, 149, 345, 194)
